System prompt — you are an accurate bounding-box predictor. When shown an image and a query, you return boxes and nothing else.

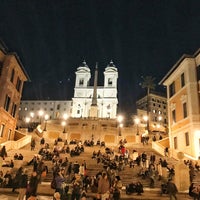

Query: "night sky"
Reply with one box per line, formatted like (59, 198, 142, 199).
(1, 0, 200, 117)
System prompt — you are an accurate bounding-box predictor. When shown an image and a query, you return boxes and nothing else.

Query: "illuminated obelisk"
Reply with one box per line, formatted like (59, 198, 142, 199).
(89, 64, 98, 118)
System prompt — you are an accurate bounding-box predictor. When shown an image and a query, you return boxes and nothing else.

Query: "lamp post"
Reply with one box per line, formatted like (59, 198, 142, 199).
(61, 121, 66, 133)
(29, 112, 34, 131)
(143, 115, 148, 132)
(62, 113, 68, 133)
(134, 117, 140, 135)
(25, 117, 31, 131)
(38, 110, 44, 124)
(117, 115, 123, 136)
(43, 114, 49, 131)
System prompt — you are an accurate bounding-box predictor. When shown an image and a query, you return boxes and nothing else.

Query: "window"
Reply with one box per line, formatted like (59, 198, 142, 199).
(10, 69, 15, 83)
(108, 78, 112, 86)
(169, 82, 175, 97)
(181, 73, 185, 87)
(185, 132, 189, 146)
(11, 103, 17, 117)
(79, 79, 84, 86)
(183, 102, 188, 118)
(16, 77, 22, 92)
(172, 109, 176, 123)
(4, 95, 10, 111)
(7, 129, 12, 140)
(0, 124, 5, 137)
(57, 104, 60, 110)
(174, 137, 177, 149)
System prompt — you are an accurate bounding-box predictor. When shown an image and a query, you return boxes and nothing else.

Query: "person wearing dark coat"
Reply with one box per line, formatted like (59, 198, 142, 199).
(167, 180, 178, 200)
(12, 167, 23, 192)
(0, 146, 7, 160)
(18, 169, 28, 200)
(31, 139, 36, 151)
(26, 171, 39, 200)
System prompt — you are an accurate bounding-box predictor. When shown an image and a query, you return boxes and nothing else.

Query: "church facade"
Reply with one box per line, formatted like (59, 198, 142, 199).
(71, 61, 118, 119)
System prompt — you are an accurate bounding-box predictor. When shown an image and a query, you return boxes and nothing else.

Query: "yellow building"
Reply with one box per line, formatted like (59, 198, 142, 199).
(0, 40, 29, 143)
(160, 49, 200, 160)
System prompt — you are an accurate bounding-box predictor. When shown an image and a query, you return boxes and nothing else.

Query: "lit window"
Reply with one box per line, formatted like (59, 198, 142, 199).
(25, 107, 28, 111)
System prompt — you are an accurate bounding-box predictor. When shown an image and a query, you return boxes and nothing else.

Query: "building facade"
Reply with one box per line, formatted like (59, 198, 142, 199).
(136, 92, 168, 133)
(0, 41, 29, 142)
(160, 49, 200, 160)
(19, 100, 72, 123)
(71, 61, 118, 119)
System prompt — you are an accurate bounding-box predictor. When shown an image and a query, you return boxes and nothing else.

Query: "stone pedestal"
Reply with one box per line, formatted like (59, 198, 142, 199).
(174, 162, 190, 191)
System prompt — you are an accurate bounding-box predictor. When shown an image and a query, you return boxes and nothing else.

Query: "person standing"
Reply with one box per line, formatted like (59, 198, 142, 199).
(98, 172, 110, 200)
(26, 171, 39, 200)
(0, 145, 7, 160)
(31, 138, 36, 151)
(40, 137, 45, 147)
(167, 180, 178, 200)
(18, 168, 28, 200)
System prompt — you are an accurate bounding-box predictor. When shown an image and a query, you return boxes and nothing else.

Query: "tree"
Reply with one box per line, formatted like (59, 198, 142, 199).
(140, 76, 156, 133)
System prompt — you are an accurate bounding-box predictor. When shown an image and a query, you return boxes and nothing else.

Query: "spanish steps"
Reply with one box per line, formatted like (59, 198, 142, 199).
(0, 130, 193, 199)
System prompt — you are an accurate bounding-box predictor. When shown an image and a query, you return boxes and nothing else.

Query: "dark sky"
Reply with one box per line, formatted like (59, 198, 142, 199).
(1, 0, 200, 117)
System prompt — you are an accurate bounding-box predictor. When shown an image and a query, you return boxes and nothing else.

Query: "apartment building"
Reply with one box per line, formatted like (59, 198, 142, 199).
(0, 40, 29, 142)
(136, 92, 168, 133)
(160, 49, 200, 160)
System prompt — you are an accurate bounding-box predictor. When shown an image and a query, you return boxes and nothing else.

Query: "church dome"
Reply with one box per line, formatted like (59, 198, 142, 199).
(105, 60, 118, 72)
(77, 60, 90, 72)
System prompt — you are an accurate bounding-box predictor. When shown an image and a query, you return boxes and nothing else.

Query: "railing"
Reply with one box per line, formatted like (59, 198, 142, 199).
(152, 137, 169, 156)
(0, 130, 32, 151)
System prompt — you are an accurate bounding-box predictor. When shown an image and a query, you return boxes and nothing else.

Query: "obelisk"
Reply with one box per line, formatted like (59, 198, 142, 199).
(89, 64, 98, 118)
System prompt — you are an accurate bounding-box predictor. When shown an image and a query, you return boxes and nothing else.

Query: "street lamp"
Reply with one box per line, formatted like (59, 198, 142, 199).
(25, 117, 31, 130)
(143, 115, 148, 132)
(117, 115, 123, 136)
(30, 112, 34, 120)
(43, 114, 49, 131)
(38, 110, 44, 124)
(62, 113, 68, 133)
(61, 121, 66, 133)
(134, 117, 140, 135)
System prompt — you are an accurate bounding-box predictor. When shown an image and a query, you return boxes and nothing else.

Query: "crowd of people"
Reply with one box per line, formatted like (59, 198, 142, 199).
(0, 136, 199, 200)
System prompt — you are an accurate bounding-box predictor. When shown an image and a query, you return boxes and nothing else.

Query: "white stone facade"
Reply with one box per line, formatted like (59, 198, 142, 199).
(19, 100, 72, 122)
(71, 61, 118, 119)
